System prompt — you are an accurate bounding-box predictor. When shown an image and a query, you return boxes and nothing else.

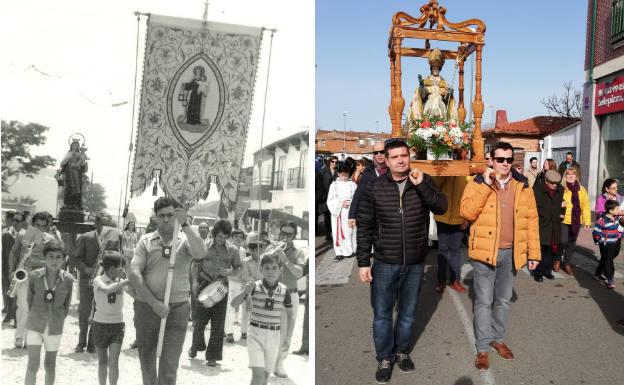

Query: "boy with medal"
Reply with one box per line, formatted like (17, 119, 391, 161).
(232, 246, 294, 385)
(24, 239, 74, 385)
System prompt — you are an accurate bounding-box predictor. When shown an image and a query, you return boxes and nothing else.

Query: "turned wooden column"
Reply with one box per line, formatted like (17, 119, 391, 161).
(457, 59, 466, 124)
(390, 35, 405, 138)
(471, 44, 484, 160)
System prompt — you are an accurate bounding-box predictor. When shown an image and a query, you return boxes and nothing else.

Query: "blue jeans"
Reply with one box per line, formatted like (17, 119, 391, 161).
(371, 260, 425, 362)
(473, 249, 516, 353)
(134, 300, 190, 385)
(436, 222, 464, 283)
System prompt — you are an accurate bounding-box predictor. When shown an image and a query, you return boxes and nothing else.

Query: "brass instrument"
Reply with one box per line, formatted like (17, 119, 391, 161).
(7, 243, 34, 298)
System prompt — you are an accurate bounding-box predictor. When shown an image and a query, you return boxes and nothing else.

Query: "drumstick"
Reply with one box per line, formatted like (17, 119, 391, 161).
(157, 217, 179, 358)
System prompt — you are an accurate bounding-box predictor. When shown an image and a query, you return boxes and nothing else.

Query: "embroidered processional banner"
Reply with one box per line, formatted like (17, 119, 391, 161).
(131, 14, 262, 207)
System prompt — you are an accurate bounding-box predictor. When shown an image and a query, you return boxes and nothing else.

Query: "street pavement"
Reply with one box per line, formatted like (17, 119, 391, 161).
(316, 234, 624, 385)
(1, 286, 309, 385)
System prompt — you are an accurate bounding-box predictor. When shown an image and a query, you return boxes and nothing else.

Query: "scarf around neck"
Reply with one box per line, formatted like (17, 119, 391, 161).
(567, 181, 581, 240)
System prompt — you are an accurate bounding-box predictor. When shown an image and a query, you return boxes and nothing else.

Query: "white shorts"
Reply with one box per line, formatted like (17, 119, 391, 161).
(248, 326, 281, 372)
(26, 326, 61, 352)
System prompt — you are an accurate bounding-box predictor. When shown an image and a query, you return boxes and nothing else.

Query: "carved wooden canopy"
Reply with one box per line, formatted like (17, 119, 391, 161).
(388, 0, 488, 174)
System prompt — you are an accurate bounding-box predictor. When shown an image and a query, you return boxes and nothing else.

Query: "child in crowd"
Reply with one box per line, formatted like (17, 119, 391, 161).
(593, 199, 624, 289)
(24, 239, 73, 385)
(326, 163, 357, 262)
(92, 251, 130, 385)
(232, 249, 294, 385)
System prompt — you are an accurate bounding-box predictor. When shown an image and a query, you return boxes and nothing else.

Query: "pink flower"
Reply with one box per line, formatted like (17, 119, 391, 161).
(436, 121, 445, 127)
(421, 120, 431, 128)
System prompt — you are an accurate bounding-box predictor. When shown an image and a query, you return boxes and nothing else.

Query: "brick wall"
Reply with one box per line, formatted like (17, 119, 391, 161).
(585, 0, 624, 70)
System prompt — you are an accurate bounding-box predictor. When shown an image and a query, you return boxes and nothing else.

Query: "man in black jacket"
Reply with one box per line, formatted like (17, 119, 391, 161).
(356, 139, 447, 384)
(532, 170, 565, 281)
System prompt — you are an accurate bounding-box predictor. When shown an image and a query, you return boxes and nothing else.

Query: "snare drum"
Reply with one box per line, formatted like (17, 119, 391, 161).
(197, 281, 227, 308)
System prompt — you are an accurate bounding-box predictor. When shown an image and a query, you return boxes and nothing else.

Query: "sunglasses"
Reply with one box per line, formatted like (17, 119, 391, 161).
(331, 160, 337, 163)
(372, 151, 384, 155)
(494, 157, 514, 164)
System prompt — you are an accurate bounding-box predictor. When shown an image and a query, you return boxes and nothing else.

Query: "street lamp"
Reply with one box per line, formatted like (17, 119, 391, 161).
(343, 111, 349, 160)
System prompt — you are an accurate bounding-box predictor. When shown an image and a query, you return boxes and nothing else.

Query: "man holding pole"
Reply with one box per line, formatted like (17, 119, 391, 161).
(130, 197, 207, 385)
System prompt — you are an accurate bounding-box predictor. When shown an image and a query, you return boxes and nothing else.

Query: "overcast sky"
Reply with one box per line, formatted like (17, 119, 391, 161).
(1, 0, 314, 220)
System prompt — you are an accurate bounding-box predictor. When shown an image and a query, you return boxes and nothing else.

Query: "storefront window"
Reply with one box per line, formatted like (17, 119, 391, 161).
(598, 113, 624, 194)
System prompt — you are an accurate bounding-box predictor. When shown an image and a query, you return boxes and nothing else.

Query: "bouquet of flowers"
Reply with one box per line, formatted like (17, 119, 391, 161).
(406, 114, 473, 160)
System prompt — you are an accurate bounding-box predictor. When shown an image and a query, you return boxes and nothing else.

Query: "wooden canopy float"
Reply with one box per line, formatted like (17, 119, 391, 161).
(388, 0, 487, 176)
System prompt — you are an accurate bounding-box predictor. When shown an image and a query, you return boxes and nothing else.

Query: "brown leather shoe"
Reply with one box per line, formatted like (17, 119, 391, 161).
(450, 280, 467, 293)
(475, 352, 489, 371)
(553, 260, 561, 272)
(562, 264, 574, 275)
(489, 341, 514, 360)
(435, 282, 446, 294)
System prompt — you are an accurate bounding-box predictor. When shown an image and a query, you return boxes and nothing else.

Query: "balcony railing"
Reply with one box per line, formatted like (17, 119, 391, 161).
(613, 0, 624, 45)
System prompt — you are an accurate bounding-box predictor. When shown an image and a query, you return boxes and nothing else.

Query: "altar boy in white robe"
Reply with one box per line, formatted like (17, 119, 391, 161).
(327, 164, 358, 262)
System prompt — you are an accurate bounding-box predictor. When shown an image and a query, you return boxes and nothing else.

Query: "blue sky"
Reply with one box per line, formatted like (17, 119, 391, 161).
(316, 0, 587, 132)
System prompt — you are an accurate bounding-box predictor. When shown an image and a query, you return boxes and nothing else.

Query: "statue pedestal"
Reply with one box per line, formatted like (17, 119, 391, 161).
(55, 209, 94, 281)
(58, 208, 86, 224)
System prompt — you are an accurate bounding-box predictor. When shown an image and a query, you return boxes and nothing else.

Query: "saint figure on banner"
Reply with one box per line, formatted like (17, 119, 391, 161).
(183, 65, 209, 125)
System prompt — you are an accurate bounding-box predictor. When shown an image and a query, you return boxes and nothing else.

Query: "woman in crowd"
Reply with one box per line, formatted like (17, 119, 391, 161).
(559, 166, 592, 275)
(351, 159, 367, 184)
(536, 158, 557, 185)
(532, 170, 565, 282)
(326, 163, 357, 262)
(595, 178, 623, 220)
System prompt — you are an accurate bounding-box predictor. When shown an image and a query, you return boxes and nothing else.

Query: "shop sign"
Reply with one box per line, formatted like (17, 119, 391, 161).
(596, 76, 624, 115)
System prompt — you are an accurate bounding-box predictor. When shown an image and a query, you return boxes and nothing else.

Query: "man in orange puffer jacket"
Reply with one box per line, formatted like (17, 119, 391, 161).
(460, 142, 540, 372)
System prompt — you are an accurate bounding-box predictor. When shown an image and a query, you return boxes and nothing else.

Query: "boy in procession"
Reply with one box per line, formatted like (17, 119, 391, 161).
(232, 248, 295, 385)
(24, 240, 74, 385)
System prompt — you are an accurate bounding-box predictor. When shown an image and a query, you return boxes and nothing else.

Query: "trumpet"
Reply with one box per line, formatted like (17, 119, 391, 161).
(7, 269, 28, 298)
(7, 243, 34, 298)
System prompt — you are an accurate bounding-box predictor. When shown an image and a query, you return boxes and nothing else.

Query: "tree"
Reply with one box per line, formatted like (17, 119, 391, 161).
(83, 182, 108, 214)
(1, 120, 56, 193)
(540, 81, 582, 118)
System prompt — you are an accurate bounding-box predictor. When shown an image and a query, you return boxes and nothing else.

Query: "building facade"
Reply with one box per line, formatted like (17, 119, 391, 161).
(244, 130, 309, 237)
(580, 0, 624, 207)
(484, 110, 580, 170)
(315, 129, 392, 159)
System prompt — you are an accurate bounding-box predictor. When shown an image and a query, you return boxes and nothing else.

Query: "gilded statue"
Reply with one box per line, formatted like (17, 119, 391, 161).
(407, 48, 458, 122)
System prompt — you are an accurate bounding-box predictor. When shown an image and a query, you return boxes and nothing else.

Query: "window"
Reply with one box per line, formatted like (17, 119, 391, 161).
(273, 156, 285, 190)
(319, 140, 326, 147)
(359, 139, 365, 146)
(613, 0, 624, 45)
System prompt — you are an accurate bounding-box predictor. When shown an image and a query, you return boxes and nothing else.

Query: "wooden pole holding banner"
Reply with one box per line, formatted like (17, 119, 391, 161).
(156, 217, 179, 357)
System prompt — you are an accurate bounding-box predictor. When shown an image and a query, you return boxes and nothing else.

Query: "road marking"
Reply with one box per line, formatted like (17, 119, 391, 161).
(448, 289, 497, 385)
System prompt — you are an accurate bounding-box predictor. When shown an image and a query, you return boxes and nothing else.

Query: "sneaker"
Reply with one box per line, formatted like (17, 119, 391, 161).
(395, 353, 415, 373)
(375, 359, 394, 384)
(333, 255, 344, 262)
(450, 281, 467, 293)
(593, 273, 606, 282)
(226, 334, 234, 343)
(241, 333, 247, 340)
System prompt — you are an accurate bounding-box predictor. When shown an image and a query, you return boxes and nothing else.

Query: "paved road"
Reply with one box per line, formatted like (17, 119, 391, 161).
(316, 238, 624, 385)
(1, 286, 309, 385)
